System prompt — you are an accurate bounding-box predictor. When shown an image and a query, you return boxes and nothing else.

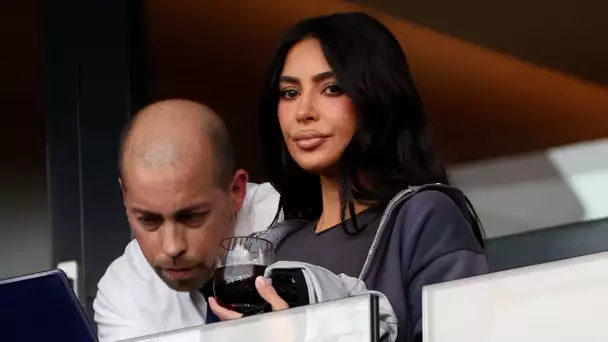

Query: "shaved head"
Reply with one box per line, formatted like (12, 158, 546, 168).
(118, 99, 248, 291)
(119, 99, 234, 188)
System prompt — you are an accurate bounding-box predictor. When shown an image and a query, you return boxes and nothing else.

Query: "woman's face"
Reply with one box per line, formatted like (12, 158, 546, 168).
(277, 38, 357, 175)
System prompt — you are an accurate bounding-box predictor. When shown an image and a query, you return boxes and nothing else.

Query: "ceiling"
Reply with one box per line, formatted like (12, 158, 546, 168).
(354, 0, 608, 85)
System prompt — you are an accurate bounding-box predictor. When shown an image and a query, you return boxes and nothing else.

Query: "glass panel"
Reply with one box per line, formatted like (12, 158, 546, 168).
(124, 294, 377, 342)
(424, 251, 608, 342)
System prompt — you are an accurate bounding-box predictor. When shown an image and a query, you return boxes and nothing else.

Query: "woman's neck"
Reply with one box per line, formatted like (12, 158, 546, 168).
(316, 175, 371, 233)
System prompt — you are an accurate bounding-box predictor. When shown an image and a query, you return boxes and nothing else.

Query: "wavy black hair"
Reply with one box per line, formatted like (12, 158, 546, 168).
(258, 12, 483, 244)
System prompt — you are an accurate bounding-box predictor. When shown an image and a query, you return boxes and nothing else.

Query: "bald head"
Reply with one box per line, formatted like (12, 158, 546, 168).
(119, 99, 235, 188)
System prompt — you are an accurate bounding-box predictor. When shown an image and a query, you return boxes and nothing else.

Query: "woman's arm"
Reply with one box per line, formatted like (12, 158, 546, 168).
(396, 190, 489, 340)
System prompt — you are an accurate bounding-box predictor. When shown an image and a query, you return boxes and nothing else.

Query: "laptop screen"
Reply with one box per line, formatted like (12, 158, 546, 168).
(0, 270, 96, 342)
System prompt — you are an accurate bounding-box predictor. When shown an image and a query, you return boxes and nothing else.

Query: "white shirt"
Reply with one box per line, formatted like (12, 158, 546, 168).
(93, 182, 280, 342)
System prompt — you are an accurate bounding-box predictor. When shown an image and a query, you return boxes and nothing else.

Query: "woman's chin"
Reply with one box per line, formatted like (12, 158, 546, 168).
(294, 158, 340, 176)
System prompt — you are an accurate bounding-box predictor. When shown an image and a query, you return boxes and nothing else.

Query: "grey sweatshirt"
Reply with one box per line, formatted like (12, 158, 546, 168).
(255, 184, 489, 342)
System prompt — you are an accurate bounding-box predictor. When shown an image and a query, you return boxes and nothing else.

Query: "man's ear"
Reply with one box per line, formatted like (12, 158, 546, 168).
(229, 169, 248, 215)
(118, 177, 127, 205)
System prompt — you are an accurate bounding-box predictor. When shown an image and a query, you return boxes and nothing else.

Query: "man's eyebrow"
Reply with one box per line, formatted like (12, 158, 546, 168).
(174, 203, 211, 216)
(131, 203, 209, 216)
(131, 207, 158, 215)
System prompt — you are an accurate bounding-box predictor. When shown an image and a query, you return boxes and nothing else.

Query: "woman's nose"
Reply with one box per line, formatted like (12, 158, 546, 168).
(295, 94, 318, 122)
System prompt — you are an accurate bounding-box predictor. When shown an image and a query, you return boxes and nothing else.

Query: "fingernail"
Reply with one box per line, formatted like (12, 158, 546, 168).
(256, 276, 271, 286)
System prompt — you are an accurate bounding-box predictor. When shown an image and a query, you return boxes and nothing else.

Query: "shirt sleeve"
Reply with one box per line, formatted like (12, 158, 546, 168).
(235, 182, 281, 236)
(399, 190, 489, 341)
(93, 263, 147, 342)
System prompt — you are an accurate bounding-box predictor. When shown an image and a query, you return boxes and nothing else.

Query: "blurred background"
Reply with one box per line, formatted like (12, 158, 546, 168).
(1, 0, 606, 320)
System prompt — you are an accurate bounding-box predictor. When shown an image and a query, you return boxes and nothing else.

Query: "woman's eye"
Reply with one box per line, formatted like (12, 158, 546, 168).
(323, 84, 343, 96)
(279, 89, 299, 99)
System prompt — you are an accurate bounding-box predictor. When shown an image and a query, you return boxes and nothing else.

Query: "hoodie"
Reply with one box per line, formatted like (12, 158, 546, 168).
(255, 184, 489, 342)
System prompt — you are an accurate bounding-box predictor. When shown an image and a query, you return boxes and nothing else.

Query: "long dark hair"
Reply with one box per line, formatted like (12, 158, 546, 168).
(258, 12, 483, 244)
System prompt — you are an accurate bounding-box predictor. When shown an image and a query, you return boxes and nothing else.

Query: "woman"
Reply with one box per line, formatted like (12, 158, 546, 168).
(257, 12, 487, 341)
(213, 12, 488, 342)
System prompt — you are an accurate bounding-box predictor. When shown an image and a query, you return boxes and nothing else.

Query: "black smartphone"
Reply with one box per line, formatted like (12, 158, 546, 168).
(270, 268, 310, 308)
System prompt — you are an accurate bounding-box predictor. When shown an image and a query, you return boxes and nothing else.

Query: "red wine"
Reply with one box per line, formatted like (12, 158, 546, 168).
(213, 265, 270, 315)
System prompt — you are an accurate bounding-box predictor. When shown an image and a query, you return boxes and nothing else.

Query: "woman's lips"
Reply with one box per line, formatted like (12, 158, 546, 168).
(292, 131, 329, 150)
(295, 137, 327, 150)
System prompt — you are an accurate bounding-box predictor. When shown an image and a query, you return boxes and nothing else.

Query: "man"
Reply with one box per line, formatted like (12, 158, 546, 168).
(93, 99, 280, 341)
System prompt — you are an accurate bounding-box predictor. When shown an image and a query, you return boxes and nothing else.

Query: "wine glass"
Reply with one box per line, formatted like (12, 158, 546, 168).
(213, 236, 274, 315)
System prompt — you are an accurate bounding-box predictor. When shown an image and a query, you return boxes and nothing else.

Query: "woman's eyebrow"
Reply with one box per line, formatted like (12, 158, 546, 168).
(279, 71, 335, 85)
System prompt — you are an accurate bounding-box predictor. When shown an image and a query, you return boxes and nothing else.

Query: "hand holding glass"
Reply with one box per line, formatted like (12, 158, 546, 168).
(213, 236, 274, 315)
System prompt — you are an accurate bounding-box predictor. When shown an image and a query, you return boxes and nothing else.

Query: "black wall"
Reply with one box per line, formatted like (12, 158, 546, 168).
(0, 1, 50, 280)
(44, 0, 146, 321)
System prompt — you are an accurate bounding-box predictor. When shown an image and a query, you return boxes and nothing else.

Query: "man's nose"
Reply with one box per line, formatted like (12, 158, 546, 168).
(161, 222, 186, 259)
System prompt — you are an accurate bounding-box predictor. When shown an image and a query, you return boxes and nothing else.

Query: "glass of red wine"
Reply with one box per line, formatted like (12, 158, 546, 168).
(213, 236, 274, 315)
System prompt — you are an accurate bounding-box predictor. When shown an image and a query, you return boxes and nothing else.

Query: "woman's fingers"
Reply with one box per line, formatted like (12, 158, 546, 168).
(255, 276, 290, 311)
(209, 276, 288, 323)
(208, 296, 243, 321)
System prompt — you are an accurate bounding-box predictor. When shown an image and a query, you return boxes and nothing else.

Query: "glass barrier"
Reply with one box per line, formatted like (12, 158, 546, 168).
(424, 251, 608, 342)
(123, 294, 379, 342)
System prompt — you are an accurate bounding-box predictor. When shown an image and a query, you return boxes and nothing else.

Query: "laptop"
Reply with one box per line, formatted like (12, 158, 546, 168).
(0, 269, 97, 342)
(423, 251, 608, 342)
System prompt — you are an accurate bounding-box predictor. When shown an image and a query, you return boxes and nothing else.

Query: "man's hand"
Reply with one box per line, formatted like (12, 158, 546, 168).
(209, 276, 289, 321)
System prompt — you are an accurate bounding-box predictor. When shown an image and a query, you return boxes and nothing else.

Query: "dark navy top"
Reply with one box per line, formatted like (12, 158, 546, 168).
(275, 206, 383, 278)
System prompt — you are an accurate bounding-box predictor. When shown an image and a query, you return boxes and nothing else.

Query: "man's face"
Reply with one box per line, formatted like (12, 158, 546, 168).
(121, 162, 247, 292)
